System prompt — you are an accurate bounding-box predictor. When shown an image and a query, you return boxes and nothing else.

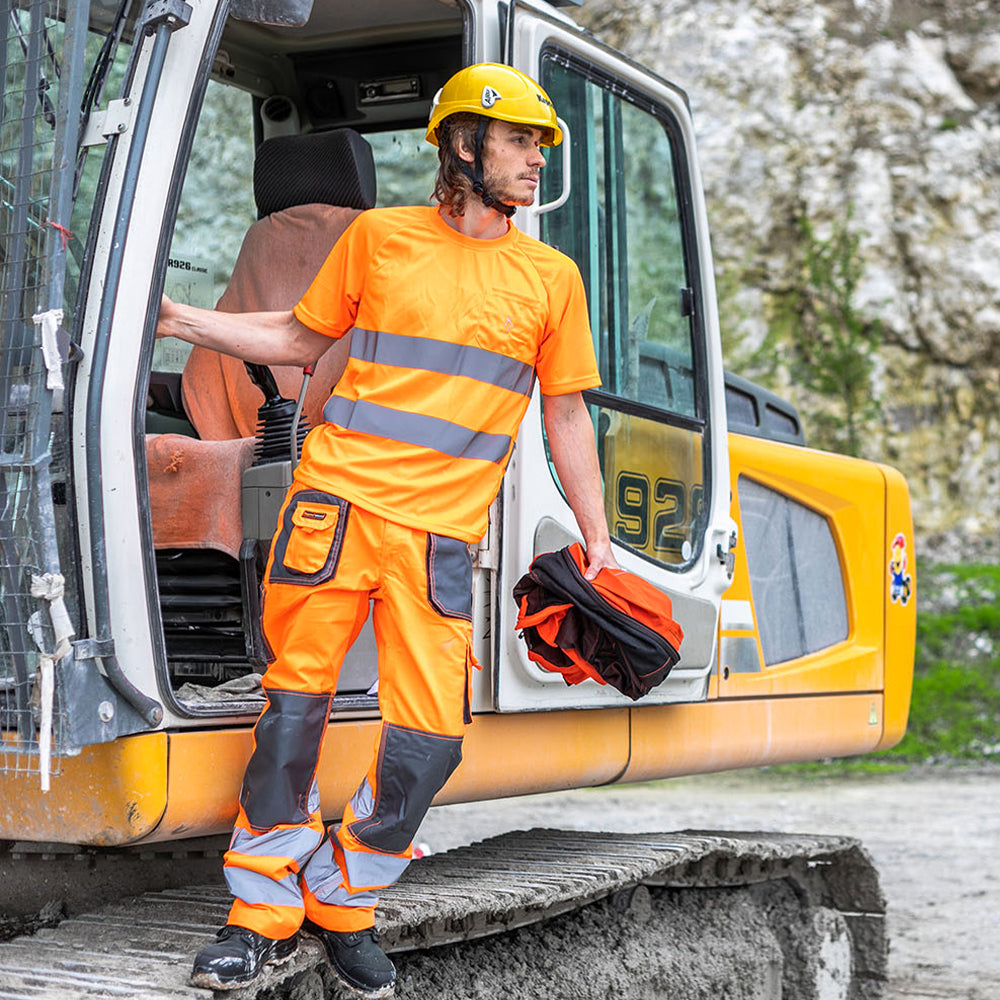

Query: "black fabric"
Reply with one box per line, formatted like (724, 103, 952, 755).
(240, 687, 332, 830)
(347, 723, 463, 854)
(513, 546, 682, 701)
(254, 129, 377, 218)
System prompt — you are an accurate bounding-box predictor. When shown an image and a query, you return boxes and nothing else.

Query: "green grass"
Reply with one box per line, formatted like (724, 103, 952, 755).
(888, 562, 1000, 763)
(937, 563, 1000, 586)
(899, 662, 1000, 759)
(767, 758, 911, 777)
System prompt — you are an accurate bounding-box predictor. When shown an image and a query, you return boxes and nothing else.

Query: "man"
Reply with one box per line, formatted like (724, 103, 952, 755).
(158, 63, 618, 998)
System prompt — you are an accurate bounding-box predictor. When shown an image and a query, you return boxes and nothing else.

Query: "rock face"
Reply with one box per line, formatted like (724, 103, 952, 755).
(580, 0, 1000, 556)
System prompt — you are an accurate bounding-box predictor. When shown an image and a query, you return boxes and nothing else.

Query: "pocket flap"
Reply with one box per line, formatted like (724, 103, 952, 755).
(291, 501, 340, 532)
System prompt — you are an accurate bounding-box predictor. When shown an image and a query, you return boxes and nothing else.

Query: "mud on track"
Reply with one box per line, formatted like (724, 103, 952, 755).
(2, 767, 995, 999)
(411, 766, 1000, 1000)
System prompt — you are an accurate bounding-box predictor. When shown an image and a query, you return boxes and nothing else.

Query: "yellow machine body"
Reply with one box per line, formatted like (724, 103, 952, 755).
(1, 431, 915, 847)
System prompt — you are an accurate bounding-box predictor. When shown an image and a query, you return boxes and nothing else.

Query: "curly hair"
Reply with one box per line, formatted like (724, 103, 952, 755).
(431, 112, 486, 217)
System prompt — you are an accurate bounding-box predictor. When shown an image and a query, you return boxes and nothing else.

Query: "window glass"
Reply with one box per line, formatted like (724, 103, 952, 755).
(738, 477, 849, 664)
(539, 53, 705, 568)
(540, 55, 696, 417)
(156, 80, 256, 372)
(366, 128, 439, 208)
(595, 407, 704, 564)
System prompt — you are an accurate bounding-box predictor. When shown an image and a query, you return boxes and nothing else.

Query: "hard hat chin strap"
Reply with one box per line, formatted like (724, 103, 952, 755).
(460, 117, 517, 219)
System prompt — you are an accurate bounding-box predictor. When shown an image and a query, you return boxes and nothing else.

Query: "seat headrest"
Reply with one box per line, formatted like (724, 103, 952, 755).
(253, 129, 377, 218)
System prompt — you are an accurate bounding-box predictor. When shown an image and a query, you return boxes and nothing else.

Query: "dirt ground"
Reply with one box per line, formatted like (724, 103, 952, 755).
(413, 766, 1000, 1000)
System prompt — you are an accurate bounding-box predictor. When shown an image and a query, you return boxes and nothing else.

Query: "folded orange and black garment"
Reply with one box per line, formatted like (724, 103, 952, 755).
(512, 543, 684, 701)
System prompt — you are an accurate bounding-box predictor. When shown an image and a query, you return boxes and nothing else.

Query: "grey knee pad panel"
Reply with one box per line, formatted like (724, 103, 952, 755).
(348, 723, 463, 854)
(241, 688, 332, 831)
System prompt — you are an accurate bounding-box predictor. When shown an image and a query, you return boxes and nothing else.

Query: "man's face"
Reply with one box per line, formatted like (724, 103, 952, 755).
(478, 120, 548, 207)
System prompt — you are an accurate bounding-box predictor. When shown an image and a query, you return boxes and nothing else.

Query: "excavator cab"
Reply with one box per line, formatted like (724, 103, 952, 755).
(0, 0, 914, 844)
(0, 2, 916, 994)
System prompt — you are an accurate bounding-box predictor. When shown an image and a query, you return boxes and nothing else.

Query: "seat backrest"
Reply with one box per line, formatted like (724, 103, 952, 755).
(180, 129, 378, 440)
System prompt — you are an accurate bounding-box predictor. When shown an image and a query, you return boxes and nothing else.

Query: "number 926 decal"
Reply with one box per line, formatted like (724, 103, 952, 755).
(614, 471, 704, 560)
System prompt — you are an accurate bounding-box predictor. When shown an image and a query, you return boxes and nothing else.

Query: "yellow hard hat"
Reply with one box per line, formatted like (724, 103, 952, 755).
(426, 63, 562, 146)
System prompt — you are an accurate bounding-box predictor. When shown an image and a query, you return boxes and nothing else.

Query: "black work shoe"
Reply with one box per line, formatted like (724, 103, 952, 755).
(301, 918, 396, 998)
(190, 924, 298, 990)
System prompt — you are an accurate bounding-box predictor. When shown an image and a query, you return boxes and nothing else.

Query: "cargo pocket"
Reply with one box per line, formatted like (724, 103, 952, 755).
(426, 533, 473, 620)
(269, 490, 350, 586)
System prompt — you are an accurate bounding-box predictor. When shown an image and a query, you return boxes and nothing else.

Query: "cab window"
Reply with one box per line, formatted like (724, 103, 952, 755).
(155, 79, 256, 373)
(366, 128, 439, 207)
(539, 52, 707, 568)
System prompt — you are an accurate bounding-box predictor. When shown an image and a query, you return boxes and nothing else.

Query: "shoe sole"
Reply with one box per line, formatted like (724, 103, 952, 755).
(299, 926, 395, 999)
(326, 971, 395, 1000)
(189, 942, 298, 991)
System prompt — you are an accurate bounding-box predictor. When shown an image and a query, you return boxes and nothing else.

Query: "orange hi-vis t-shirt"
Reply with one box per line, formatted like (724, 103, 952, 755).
(292, 205, 601, 543)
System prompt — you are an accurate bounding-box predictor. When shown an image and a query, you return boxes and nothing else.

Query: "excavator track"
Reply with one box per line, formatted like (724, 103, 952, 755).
(0, 829, 887, 1000)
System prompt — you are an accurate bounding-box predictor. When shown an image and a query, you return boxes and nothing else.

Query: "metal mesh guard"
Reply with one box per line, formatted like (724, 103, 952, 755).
(1, 0, 90, 781)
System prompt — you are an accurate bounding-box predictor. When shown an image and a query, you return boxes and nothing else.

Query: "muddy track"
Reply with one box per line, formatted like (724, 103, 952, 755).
(415, 766, 1000, 1000)
(1, 767, 995, 999)
(0, 830, 884, 1000)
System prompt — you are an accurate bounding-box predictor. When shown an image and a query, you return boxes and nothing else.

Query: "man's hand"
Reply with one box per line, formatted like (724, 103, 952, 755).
(581, 539, 619, 580)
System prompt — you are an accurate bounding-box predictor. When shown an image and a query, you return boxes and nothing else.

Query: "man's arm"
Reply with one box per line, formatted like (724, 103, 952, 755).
(541, 391, 620, 580)
(157, 295, 334, 367)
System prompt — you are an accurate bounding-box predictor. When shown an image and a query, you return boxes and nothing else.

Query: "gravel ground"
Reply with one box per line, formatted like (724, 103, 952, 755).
(415, 766, 1000, 1000)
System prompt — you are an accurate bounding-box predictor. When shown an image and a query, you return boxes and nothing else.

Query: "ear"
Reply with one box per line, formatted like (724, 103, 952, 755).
(454, 129, 476, 165)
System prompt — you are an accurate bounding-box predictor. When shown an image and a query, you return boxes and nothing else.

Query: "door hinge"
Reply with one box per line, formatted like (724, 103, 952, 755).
(139, 0, 193, 34)
(80, 98, 135, 147)
(716, 529, 738, 580)
(73, 637, 116, 660)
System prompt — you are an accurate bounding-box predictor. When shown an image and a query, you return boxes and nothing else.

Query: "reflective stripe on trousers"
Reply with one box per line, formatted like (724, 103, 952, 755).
(225, 485, 473, 938)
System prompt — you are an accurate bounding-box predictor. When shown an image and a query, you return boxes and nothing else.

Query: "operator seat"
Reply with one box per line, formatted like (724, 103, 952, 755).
(147, 128, 377, 558)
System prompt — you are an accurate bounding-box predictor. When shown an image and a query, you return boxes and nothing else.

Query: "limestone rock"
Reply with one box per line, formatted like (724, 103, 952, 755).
(580, 0, 1000, 552)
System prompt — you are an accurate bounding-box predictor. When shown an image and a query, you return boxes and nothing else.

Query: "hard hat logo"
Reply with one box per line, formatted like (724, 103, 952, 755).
(481, 86, 502, 108)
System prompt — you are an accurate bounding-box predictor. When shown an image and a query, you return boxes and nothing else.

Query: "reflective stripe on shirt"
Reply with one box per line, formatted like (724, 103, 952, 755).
(350, 327, 535, 396)
(323, 395, 512, 465)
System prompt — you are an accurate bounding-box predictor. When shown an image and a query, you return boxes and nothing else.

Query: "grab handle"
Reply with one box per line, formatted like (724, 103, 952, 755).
(535, 117, 571, 216)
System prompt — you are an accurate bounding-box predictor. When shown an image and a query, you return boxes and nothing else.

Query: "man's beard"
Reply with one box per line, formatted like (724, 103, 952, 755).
(482, 166, 538, 207)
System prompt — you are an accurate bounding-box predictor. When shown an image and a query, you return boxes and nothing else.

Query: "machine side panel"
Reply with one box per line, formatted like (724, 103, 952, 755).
(0, 733, 168, 846)
(875, 462, 916, 750)
(719, 433, 886, 698)
(622, 693, 884, 782)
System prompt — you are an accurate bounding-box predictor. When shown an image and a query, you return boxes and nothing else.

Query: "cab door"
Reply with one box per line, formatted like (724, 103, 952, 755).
(491, 5, 734, 711)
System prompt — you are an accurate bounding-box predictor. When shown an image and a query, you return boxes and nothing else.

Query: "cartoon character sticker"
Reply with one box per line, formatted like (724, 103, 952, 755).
(889, 532, 913, 606)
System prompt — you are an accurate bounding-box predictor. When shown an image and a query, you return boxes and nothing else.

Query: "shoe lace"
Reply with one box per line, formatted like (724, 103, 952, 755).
(217, 925, 258, 946)
(341, 928, 380, 947)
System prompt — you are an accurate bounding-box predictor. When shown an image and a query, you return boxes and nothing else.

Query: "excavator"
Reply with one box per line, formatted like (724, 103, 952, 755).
(0, 0, 915, 996)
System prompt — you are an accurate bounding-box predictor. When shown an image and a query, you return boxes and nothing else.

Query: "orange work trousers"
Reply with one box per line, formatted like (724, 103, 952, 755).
(223, 483, 474, 939)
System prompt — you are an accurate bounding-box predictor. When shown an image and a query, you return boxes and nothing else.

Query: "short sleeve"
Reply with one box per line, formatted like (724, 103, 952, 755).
(292, 213, 370, 339)
(534, 260, 601, 395)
